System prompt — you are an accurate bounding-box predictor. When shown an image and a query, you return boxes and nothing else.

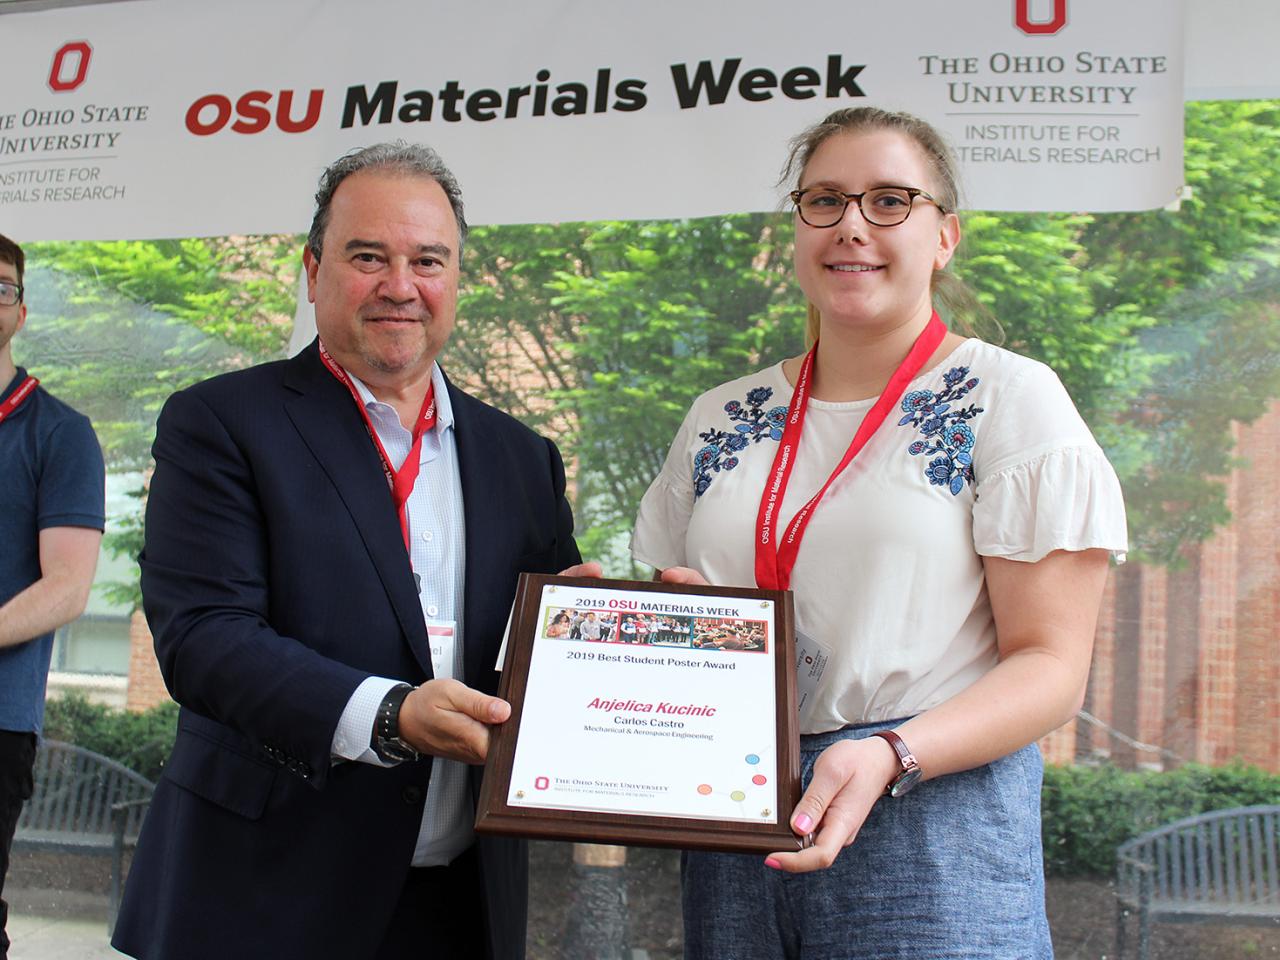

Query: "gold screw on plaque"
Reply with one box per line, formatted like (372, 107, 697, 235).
(762, 808, 771, 817)
(548, 585, 557, 593)
(516, 790, 525, 799)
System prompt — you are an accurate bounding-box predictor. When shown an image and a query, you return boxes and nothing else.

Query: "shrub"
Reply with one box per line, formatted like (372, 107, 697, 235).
(42, 693, 178, 782)
(1041, 761, 1280, 878)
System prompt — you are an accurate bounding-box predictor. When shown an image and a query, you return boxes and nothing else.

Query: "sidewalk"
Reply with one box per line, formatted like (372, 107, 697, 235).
(8, 913, 123, 960)
(7, 889, 124, 960)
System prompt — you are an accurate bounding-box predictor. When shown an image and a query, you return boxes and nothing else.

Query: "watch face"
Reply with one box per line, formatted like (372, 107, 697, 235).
(378, 738, 419, 764)
(889, 767, 923, 798)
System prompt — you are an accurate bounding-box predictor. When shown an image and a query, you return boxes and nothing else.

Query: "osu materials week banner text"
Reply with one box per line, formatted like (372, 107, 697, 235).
(0, 0, 1184, 240)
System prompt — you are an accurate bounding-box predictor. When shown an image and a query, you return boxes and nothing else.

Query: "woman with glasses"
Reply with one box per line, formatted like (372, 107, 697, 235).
(631, 107, 1127, 958)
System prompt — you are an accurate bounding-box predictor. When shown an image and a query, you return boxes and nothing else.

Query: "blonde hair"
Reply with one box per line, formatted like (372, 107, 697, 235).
(781, 107, 997, 344)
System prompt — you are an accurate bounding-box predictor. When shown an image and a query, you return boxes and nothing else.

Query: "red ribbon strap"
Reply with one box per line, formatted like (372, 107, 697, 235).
(754, 313, 947, 591)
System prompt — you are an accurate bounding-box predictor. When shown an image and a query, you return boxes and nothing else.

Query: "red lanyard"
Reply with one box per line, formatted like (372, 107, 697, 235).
(754, 312, 947, 591)
(318, 342, 436, 552)
(0, 375, 38, 427)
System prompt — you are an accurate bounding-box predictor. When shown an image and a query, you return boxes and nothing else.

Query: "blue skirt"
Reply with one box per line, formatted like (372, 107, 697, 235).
(681, 721, 1053, 959)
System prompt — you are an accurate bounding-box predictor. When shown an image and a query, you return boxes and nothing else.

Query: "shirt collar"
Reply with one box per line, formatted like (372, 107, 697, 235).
(1, 366, 29, 404)
(344, 362, 454, 431)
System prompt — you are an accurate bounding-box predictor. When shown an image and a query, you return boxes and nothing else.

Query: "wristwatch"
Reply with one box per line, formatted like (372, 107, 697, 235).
(872, 730, 923, 798)
(371, 683, 420, 765)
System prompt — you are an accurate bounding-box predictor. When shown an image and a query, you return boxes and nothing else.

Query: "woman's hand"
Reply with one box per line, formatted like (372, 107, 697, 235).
(658, 566, 710, 586)
(765, 734, 900, 873)
(559, 561, 603, 578)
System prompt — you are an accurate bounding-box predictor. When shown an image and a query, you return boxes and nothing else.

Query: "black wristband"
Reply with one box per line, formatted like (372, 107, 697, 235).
(371, 683, 418, 764)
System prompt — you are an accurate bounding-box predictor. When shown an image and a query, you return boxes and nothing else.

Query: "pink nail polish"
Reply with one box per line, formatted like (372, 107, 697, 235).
(764, 857, 782, 870)
(794, 813, 812, 832)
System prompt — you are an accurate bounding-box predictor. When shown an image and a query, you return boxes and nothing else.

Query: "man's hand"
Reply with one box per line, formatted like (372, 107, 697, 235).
(396, 679, 511, 764)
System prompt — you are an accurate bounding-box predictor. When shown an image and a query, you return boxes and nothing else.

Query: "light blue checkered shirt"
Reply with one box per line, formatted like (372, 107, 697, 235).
(329, 362, 472, 867)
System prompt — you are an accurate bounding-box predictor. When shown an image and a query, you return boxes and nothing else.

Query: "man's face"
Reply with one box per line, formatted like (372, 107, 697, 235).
(0, 259, 26, 365)
(303, 170, 460, 387)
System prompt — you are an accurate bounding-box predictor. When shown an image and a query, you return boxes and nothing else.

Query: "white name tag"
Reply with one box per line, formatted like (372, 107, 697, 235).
(794, 628, 831, 726)
(427, 620, 457, 681)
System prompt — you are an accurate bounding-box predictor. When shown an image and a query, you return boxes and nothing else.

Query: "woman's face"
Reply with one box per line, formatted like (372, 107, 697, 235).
(793, 129, 959, 335)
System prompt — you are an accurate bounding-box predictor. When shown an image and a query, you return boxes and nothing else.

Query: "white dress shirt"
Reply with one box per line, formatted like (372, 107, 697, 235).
(329, 362, 473, 867)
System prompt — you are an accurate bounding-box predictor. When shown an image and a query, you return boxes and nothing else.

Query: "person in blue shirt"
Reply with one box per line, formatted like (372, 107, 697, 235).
(0, 232, 105, 960)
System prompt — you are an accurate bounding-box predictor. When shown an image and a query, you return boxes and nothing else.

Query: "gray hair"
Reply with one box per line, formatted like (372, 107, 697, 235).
(307, 142, 469, 260)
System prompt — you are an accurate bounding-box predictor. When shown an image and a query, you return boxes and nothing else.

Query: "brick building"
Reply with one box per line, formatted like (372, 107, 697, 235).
(1042, 399, 1280, 771)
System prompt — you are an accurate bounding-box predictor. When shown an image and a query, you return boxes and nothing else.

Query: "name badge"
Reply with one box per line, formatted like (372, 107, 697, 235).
(427, 620, 458, 681)
(794, 628, 831, 726)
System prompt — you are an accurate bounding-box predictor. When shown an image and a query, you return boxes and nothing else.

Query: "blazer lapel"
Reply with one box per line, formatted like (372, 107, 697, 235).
(282, 343, 431, 675)
(449, 377, 509, 690)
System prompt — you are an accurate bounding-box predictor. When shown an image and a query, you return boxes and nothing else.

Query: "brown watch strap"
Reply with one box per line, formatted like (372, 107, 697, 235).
(872, 730, 921, 793)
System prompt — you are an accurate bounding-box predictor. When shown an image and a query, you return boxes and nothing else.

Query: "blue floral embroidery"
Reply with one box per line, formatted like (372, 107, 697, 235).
(693, 386, 787, 499)
(899, 367, 984, 496)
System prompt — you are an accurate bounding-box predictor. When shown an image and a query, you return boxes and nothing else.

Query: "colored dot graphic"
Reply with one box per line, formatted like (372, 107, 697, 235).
(696, 752, 771, 808)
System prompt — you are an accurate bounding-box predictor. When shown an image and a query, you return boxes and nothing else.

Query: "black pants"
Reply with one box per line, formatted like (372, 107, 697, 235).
(0, 730, 37, 960)
(375, 844, 487, 960)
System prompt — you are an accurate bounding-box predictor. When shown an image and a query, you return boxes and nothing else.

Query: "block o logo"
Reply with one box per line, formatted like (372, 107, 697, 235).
(48, 41, 92, 92)
(1015, 0, 1067, 35)
(534, 776, 550, 791)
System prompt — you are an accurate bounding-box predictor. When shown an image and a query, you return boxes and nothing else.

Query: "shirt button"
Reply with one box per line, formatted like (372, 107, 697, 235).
(427, 604, 439, 617)
(421, 530, 433, 542)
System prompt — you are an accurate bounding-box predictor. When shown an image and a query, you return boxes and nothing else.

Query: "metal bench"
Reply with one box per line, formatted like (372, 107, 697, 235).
(1115, 804, 1280, 959)
(12, 738, 155, 930)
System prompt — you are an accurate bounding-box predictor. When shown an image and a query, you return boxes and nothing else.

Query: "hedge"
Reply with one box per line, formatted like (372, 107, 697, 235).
(40, 695, 1280, 879)
(43, 692, 178, 783)
(1041, 761, 1280, 877)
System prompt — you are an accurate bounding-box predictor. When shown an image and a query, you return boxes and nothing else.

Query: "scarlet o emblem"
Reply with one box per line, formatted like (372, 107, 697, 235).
(48, 41, 92, 92)
(1015, 0, 1067, 35)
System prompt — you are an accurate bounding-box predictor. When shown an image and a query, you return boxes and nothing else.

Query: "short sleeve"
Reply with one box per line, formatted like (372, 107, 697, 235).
(971, 360, 1127, 563)
(36, 414, 106, 532)
(630, 407, 700, 571)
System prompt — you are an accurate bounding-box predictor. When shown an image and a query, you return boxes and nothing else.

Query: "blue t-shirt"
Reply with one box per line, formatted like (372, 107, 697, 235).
(0, 367, 105, 734)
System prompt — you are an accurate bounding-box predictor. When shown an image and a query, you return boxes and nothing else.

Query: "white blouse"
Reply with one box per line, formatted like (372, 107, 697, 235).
(631, 339, 1127, 734)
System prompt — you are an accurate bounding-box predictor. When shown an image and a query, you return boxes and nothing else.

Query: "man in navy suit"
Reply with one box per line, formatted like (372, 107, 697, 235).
(112, 144, 595, 960)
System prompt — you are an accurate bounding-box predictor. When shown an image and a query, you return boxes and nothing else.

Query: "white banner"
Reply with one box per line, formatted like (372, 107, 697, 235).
(1, 0, 1185, 240)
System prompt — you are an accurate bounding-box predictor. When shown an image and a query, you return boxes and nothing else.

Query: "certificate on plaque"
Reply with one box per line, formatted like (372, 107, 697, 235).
(475, 574, 804, 854)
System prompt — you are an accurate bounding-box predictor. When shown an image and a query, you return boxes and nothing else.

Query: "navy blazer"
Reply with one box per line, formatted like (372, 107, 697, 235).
(112, 342, 581, 960)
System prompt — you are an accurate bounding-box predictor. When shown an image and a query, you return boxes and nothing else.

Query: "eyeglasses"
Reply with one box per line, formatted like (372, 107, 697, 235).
(789, 186, 947, 228)
(0, 281, 22, 307)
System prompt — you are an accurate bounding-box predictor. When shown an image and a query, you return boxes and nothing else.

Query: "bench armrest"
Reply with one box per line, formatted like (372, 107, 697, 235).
(1117, 853, 1154, 875)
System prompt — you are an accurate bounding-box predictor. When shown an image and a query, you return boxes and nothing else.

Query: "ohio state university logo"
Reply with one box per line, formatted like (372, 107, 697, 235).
(1015, 0, 1068, 35)
(48, 41, 92, 92)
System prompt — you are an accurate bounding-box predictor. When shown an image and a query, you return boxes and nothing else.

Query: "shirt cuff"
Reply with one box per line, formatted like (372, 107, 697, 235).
(331, 675, 402, 765)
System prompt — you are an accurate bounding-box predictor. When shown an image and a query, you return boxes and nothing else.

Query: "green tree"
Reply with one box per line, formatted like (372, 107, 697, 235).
(22, 235, 302, 605)
(456, 215, 803, 572)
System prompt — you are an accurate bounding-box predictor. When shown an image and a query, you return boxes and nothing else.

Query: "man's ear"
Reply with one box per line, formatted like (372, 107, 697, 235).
(302, 247, 320, 304)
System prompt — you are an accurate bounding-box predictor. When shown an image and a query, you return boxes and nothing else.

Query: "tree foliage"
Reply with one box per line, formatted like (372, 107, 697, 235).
(20, 236, 301, 605)
(455, 216, 801, 571)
